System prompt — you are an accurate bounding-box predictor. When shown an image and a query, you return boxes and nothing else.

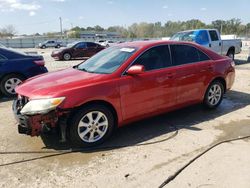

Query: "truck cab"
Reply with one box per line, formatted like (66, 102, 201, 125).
(171, 29, 242, 59)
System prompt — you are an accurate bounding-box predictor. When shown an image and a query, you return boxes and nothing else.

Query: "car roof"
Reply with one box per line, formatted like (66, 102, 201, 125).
(116, 40, 224, 60)
(116, 40, 199, 49)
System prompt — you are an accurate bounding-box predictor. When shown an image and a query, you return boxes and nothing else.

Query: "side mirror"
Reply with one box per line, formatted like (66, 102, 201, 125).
(126, 65, 145, 75)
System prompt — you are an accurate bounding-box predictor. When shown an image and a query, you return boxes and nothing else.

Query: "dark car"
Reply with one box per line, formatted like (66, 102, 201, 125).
(0, 47, 48, 97)
(51, 42, 105, 60)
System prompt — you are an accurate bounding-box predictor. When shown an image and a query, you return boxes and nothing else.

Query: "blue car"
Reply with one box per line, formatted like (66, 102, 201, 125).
(0, 47, 48, 97)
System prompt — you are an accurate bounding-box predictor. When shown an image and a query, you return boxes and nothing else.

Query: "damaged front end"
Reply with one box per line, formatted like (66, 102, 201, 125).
(12, 95, 69, 141)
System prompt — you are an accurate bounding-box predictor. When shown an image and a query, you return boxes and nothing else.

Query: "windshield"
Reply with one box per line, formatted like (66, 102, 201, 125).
(171, 31, 196, 42)
(77, 46, 137, 74)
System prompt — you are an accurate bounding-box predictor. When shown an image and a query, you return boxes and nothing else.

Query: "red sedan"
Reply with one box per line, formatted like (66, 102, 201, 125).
(13, 41, 235, 147)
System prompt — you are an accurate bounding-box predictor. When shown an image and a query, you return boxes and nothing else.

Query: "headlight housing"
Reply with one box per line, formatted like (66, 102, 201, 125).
(20, 97, 65, 115)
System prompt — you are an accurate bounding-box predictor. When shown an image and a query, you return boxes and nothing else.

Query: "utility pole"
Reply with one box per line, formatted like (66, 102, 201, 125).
(59, 17, 63, 39)
(220, 23, 223, 34)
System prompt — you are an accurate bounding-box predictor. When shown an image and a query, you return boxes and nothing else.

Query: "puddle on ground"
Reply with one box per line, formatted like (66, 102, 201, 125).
(215, 119, 250, 141)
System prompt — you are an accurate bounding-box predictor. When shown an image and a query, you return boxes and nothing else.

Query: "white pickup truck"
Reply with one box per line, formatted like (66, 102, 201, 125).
(171, 29, 242, 59)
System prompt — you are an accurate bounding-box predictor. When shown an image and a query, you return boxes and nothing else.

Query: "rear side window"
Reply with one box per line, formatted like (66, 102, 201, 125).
(134, 45, 171, 71)
(87, 42, 97, 48)
(171, 45, 199, 65)
(171, 45, 210, 65)
(198, 50, 210, 61)
(209, 30, 219, 41)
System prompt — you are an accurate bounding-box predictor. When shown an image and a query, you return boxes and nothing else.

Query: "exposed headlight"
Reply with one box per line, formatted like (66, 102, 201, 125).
(20, 97, 65, 115)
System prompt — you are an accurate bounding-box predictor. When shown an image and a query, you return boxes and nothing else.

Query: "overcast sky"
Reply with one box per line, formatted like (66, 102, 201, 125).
(0, 0, 249, 35)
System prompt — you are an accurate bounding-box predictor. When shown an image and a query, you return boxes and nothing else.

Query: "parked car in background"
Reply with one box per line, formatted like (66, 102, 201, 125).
(0, 47, 48, 97)
(51, 42, 105, 60)
(38, 40, 62, 49)
(171, 29, 242, 59)
(97, 40, 116, 47)
(13, 41, 235, 147)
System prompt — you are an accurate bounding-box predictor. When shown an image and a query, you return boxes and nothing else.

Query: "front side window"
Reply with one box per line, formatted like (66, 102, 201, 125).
(133, 45, 171, 71)
(77, 46, 137, 74)
(75, 42, 86, 49)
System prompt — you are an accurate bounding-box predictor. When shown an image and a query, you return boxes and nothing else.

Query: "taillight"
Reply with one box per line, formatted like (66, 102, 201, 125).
(34, 60, 45, 66)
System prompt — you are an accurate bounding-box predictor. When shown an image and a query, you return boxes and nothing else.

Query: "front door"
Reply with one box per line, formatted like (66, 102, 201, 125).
(119, 45, 176, 121)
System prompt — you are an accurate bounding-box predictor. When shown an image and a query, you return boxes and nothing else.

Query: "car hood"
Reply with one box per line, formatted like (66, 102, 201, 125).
(16, 68, 108, 99)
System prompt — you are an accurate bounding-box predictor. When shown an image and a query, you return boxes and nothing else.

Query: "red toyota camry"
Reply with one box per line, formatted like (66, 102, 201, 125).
(13, 41, 235, 147)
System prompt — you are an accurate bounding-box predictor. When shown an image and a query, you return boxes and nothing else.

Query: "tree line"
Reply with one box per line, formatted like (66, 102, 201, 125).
(69, 18, 250, 38)
(1, 18, 250, 38)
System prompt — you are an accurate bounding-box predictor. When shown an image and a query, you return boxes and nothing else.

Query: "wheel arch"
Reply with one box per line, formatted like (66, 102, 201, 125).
(68, 100, 118, 128)
(0, 72, 27, 81)
(227, 46, 235, 55)
(208, 77, 226, 94)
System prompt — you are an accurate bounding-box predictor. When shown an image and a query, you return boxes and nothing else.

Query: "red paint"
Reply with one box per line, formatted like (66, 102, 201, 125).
(16, 41, 235, 129)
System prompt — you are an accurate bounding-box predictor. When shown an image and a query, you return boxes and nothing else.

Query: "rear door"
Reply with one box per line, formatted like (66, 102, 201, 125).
(86, 42, 98, 57)
(170, 44, 202, 105)
(119, 45, 176, 121)
(208, 30, 222, 54)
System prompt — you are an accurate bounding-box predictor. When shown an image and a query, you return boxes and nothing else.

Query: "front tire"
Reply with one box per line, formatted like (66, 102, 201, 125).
(0, 74, 25, 97)
(69, 105, 115, 147)
(203, 81, 224, 109)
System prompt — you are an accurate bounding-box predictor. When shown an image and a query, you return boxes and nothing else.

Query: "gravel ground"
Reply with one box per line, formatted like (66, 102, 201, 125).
(0, 48, 250, 188)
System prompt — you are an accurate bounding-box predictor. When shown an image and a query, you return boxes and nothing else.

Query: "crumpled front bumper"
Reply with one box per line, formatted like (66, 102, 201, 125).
(12, 98, 59, 136)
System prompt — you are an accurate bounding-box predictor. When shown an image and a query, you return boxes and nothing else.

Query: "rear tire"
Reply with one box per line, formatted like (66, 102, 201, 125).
(0, 74, 25, 97)
(63, 53, 71, 61)
(69, 104, 115, 147)
(203, 81, 224, 109)
(227, 50, 235, 60)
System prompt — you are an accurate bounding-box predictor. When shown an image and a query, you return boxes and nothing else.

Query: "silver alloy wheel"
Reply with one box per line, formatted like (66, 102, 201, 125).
(63, 53, 71, 60)
(208, 84, 222, 106)
(77, 111, 109, 143)
(4, 78, 22, 95)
